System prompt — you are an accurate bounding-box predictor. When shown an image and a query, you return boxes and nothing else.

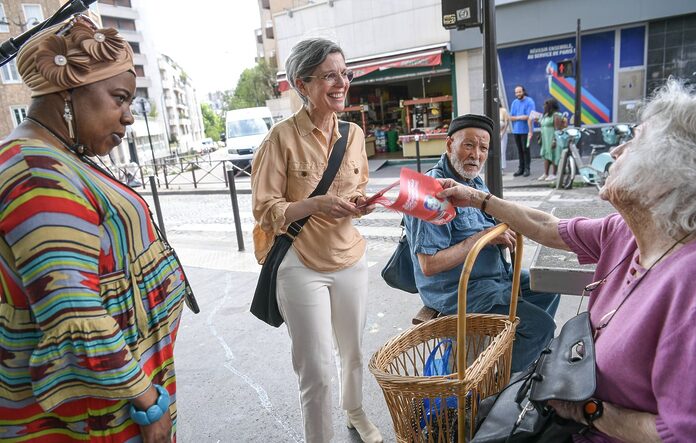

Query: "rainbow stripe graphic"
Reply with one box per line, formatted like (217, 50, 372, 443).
(545, 61, 611, 124)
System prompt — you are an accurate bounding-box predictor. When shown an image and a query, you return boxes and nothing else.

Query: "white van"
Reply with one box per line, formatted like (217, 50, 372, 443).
(225, 107, 274, 172)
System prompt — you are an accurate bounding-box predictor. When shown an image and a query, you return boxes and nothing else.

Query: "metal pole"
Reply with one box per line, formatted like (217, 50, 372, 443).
(482, 0, 503, 198)
(415, 135, 422, 173)
(574, 18, 582, 128)
(143, 111, 158, 179)
(148, 176, 167, 241)
(226, 170, 245, 251)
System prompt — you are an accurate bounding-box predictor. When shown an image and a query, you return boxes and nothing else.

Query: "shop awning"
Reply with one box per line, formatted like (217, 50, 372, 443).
(276, 46, 447, 92)
(350, 49, 443, 78)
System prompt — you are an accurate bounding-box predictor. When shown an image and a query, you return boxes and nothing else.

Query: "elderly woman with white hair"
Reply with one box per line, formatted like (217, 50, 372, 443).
(251, 38, 382, 443)
(437, 78, 696, 442)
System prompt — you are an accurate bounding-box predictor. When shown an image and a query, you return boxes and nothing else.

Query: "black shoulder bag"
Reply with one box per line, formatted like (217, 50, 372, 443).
(471, 311, 595, 443)
(250, 121, 350, 327)
(380, 218, 418, 293)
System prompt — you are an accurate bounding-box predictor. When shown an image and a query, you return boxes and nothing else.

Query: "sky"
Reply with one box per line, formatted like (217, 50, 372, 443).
(142, 0, 261, 99)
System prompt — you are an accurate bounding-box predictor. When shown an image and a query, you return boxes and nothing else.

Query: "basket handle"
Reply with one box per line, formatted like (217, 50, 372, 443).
(456, 223, 523, 381)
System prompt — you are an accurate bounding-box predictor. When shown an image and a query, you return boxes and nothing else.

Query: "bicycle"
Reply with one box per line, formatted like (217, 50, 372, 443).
(601, 123, 633, 147)
(555, 127, 613, 190)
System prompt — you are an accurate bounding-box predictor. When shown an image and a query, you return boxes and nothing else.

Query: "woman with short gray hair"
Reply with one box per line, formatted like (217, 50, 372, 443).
(438, 78, 696, 442)
(252, 37, 382, 443)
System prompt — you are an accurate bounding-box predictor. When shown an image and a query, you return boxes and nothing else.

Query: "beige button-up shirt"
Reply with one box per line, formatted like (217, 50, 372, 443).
(251, 108, 368, 272)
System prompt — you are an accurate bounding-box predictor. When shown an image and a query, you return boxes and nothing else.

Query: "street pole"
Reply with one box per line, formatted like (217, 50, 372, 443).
(574, 18, 582, 128)
(482, 0, 502, 198)
(142, 109, 158, 178)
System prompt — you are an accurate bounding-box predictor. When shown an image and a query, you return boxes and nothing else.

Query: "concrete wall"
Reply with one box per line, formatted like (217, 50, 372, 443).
(273, 0, 449, 70)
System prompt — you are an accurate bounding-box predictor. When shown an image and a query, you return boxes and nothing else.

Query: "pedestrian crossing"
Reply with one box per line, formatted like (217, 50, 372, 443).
(168, 189, 552, 242)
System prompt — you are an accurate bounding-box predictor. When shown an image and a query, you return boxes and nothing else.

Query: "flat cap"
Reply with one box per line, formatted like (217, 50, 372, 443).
(447, 114, 494, 138)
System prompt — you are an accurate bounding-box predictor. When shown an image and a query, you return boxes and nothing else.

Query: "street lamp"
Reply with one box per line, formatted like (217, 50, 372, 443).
(132, 96, 158, 178)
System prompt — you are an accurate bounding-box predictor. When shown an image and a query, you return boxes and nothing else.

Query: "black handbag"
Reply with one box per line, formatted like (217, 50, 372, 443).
(472, 311, 595, 443)
(250, 121, 350, 327)
(380, 218, 418, 293)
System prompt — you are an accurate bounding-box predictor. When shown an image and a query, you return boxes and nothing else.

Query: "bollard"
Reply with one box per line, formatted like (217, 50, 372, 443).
(163, 163, 169, 190)
(148, 176, 167, 241)
(415, 134, 422, 173)
(226, 170, 245, 251)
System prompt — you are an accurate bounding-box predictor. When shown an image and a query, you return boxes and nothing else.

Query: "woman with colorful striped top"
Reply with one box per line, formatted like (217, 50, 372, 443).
(0, 15, 197, 442)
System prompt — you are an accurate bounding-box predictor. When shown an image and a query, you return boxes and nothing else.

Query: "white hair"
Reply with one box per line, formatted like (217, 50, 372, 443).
(615, 79, 696, 238)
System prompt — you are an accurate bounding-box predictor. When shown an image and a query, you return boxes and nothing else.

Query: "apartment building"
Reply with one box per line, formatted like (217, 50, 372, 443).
(156, 54, 204, 154)
(96, 0, 171, 164)
(1, 0, 66, 136)
(254, 0, 310, 120)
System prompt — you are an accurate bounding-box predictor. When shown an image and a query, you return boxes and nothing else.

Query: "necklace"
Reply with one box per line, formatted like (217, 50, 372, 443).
(25, 116, 117, 180)
(23, 117, 199, 313)
(591, 232, 691, 340)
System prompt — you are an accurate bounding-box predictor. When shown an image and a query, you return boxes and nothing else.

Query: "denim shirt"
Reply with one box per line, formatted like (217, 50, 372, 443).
(404, 154, 512, 315)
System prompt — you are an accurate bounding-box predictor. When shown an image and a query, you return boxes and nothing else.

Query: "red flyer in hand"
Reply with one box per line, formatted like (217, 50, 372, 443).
(359, 168, 455, 225)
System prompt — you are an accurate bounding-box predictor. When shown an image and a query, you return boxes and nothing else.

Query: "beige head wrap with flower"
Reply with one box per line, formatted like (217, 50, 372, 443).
(16, 15, 134, 97)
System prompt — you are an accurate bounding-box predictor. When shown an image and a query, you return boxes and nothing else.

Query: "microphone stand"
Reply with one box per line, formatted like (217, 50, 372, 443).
(0, 0, 98, 66)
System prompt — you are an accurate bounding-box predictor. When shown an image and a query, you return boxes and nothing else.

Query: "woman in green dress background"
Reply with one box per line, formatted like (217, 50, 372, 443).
(535, 98, 565, 181)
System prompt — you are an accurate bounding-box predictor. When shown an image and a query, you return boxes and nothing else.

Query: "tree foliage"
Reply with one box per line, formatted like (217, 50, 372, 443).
(201, 103, 224, 141)
(225, 60, 276, 110)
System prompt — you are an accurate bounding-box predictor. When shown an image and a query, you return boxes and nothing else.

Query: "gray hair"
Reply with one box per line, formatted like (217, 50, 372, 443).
(285, 38, 344, 105)
(617, 78, 696, 238)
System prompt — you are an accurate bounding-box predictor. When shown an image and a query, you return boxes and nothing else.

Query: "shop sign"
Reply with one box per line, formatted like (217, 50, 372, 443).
(499, 31, 616, 124)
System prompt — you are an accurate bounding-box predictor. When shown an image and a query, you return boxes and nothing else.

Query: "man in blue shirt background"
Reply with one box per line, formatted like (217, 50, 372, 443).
(509, 85, 536, 177)
(404, 114, 559, 372)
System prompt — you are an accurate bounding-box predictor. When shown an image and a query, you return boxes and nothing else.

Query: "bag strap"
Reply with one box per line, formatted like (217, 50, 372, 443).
(287, 121, 350, 238)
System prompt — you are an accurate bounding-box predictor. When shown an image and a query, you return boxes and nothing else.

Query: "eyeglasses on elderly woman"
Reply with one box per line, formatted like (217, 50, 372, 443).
(303, 69, 354, 85)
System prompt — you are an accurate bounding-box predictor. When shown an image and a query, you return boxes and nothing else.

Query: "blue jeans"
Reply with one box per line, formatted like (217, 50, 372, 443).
(486, 270, 560, 372)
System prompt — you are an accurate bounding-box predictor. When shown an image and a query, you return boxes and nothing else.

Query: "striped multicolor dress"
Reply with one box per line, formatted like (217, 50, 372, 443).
(0, 139, 187, 442)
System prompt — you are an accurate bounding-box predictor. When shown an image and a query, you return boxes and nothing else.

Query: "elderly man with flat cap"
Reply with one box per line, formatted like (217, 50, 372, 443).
(404, 114, 559, 372)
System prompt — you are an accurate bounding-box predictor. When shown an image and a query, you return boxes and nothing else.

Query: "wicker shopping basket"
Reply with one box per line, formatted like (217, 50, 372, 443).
(369, 224, 522, 442)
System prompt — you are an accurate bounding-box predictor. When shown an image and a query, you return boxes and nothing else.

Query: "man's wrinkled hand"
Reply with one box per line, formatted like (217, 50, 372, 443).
(436, 179, 478, 208)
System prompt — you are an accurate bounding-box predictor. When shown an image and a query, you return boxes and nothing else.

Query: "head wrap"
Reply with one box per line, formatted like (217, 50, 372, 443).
(447, 114, 494, 138)
(16, 15, 134, 97)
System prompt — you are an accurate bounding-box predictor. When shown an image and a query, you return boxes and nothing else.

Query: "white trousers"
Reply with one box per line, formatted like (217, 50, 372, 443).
(276, 247, 368, 443)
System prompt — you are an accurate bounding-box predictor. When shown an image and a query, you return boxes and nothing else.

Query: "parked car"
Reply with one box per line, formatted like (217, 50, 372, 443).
(200, 137, 217, 153)
(225, 107, 274, 173)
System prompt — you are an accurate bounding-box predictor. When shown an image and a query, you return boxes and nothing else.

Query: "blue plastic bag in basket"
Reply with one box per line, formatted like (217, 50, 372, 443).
(420, 339, 458, 428)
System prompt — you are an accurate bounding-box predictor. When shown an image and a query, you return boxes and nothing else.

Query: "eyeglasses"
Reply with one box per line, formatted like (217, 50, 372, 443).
(303, 69, 354, 85)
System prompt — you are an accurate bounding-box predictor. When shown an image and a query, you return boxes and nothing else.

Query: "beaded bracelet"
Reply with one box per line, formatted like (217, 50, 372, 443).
(129, 384, 170, 426)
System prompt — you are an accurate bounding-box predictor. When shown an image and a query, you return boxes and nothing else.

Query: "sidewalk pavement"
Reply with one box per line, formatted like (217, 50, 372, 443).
(164, 156, 601, 442)
(139, 156, 555, 196)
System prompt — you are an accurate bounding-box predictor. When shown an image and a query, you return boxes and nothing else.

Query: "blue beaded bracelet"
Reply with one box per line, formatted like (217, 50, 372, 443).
(129, 384, 170, 426)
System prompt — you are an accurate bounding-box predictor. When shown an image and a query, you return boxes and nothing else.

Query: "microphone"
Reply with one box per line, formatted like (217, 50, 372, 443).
(0, 0, 98, 66)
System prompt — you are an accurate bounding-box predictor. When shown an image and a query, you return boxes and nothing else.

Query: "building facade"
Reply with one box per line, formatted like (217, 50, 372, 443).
(156, 54, 204, 155)
(0, 0, 73, 136)
(451, 0, 696, 124)
(97, 0, 171, 165)
(271, 0, 452, 139)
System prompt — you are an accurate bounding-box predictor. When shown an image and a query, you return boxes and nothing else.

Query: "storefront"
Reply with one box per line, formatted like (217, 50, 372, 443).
(276, 46, 455, 158)
(343, 47, 454, 157)
(496, 26, 646, 126)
